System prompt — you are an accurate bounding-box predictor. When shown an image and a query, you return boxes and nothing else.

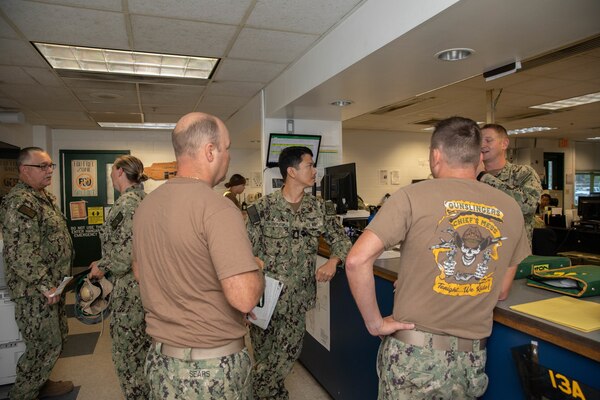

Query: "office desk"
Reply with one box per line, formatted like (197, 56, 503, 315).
(550, 226, 600, 255)
(299, 258, 600, 399)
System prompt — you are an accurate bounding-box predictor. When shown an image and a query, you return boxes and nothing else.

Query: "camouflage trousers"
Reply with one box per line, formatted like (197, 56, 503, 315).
(250, 303, 306, 399)
(377, 335, 488, 400)
(145, 343, 253, 399)
(10, 295, 67, 400)
(109, 278, 151, 399)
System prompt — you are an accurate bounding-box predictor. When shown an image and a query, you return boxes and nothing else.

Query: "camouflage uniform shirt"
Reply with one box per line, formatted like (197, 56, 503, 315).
(246, 189, 351, 312)
(1, 181, 73, 299)
(480, 161, 542, 243)
(96, 183, 145, 278)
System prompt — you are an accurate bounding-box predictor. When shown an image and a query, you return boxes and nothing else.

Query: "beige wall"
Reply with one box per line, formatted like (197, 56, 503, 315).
(343, 129, 431, 206)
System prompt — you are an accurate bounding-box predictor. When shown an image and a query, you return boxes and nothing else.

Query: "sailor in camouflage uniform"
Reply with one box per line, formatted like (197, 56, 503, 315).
(89, 155, 151, 399)
(247, 146, 352, 399)
(0, 147, 74, 400)
(479, 123, 542, 243)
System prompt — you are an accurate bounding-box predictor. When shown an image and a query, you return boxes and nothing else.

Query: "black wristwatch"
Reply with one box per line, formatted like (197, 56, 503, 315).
(476, 171, 487, 181)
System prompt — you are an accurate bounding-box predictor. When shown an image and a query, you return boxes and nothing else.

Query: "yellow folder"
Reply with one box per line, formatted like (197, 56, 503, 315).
(510, 296, 600, 333)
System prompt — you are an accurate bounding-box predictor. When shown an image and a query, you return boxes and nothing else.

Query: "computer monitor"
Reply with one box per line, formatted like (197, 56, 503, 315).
(322, 163, 358, 214)
(577, 194, 600, 221)
(266, 133, 321, 168)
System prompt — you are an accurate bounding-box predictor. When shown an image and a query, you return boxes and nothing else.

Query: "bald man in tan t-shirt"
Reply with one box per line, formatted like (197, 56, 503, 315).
(133, 112, 264, 400)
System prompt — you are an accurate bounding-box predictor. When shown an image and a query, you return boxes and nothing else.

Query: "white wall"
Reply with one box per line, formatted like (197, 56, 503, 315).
(50, 128, 262, 202)
(343, 129, 431, 205)
(0, 123, 34, 148)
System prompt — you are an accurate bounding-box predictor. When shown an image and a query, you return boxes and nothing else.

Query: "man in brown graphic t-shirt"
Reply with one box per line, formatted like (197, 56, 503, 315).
(346, 117, 530, 400)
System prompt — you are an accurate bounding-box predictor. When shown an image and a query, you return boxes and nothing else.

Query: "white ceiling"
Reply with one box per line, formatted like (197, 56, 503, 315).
(0, 0, 364, 128)
(0, 0, 599, 143)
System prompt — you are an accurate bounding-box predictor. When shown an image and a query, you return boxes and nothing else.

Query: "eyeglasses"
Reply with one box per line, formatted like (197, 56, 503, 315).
(23, 163, 57, 171)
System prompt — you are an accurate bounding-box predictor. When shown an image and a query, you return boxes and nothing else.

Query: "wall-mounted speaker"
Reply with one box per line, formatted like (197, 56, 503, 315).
(483, 61, 522, 82)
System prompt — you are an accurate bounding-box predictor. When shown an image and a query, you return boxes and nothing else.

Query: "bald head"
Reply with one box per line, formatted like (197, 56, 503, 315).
(172, 112, 223, 159)
(172, 112, 231, 186)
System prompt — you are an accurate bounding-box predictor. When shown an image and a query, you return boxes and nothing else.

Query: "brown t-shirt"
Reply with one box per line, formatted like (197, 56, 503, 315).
(133, 178, 258, 348)
(368, 178, 531, 339)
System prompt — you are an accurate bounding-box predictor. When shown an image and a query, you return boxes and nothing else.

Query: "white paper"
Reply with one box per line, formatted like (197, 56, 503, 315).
(49, 276, 73, 297)
(251, 275, 283, 329)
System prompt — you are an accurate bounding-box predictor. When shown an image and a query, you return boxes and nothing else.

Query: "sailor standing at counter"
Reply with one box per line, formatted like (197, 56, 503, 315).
(478, 123, 542, 243)
(246, 146, 352, 399)
(346, 117, 531, 400)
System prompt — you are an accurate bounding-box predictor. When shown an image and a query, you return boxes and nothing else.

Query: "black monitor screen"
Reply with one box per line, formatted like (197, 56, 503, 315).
(322, 163, 358, 213)
(578, 195, 600, 221)
(266, 133, 321, 168)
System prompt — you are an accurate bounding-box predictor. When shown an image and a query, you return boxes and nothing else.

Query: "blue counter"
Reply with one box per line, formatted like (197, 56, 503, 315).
(299, 258, 600, 399)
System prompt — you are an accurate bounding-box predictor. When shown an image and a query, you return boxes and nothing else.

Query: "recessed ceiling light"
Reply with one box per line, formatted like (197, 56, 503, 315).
(435, 48, 475, 61)
(330, 100, 353, 107)
(34, 42, 219, 79)
(98, 122, 176, 130)
(507, 127, 557, 135)
(530, 91, 600, 110)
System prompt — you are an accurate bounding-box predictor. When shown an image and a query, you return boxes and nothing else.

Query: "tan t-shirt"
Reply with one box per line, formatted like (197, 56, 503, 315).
(368, 178, 531, 339)
(133, 178, 258, 348)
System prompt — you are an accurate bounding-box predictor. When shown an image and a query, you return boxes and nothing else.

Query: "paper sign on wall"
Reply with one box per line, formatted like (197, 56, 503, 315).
(87, 206, 104, 225)
(72, 160, 98, 197)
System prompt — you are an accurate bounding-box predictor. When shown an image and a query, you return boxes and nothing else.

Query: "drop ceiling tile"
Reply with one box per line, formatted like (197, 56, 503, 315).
(205, 81, 263, 97)
(33, 0, 122, 11)
(64, 79, 137, 91)
(537, 82, 600, 99)
(0, 38, 48, 67)
(0, 66, 37, 85)
(193, 103, 238, 119)
(0, 16, 19, 39)
(131, 15, 237, 57)
(0, 0, 129, 49)
(138, 83, 204, 96)
(142, 105, 193, 115)
(214, 59, 286, 83)
(140, 90, 200, 107)
(35, 110, 92, 121)
(246, 0, 361, 34)
(23, 67, 62, 86)
(0, 97, 21, 109)
(143, 113, 182, 123)
(81, 102, 140, 113)
(229, 28, 318, 63)
(73, 87, 139, 103)
(128, 0, 252, 25)
(201, 94, 249, 108)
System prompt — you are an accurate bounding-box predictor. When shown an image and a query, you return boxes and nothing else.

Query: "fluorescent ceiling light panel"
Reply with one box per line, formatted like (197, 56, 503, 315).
(34, 43, 218, 79)
(530, 92, 600, 110)
(588, 137, 600, 141)
(98, 122, 176, 130)
(507, 127, 557, 135)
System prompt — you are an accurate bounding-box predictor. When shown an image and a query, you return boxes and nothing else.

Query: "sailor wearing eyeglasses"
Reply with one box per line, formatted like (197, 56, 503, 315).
(0, 146, 74, 399)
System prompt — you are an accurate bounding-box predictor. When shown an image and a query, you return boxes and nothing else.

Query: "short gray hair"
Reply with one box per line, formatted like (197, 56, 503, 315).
(17, 147, 46, 167)
(431, 117, 481, 167)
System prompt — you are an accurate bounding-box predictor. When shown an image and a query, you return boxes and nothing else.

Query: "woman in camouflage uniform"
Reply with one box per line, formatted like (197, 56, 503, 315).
(89, 155, 151, 399)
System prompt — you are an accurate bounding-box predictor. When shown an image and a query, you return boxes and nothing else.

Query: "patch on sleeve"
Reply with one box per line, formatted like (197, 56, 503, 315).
(110, 212, 124, 230)
(324, 200, 336, 216)
(17, 205, 36, 219)
(247, 205, 261, 225)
